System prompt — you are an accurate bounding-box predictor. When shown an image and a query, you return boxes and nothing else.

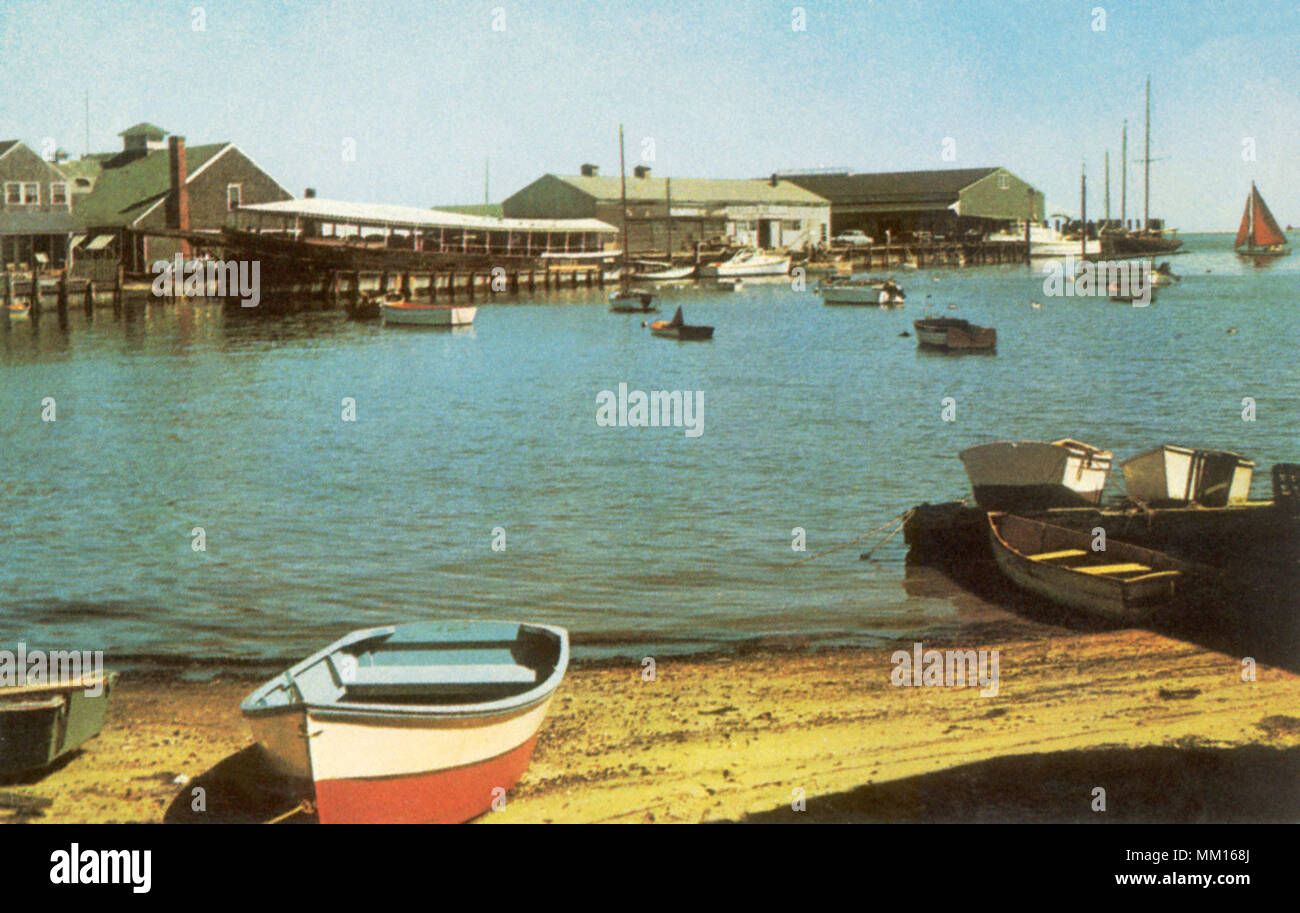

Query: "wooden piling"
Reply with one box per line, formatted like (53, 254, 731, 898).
(56, 272, 70, 323)
(112, 266, 124, 317)
(429, 272, 438, 303)
(83, 280, 95, 317)
(400, 272, 411, 298)
(29, 269, 42, 319)
(2, 272, 11, 327)
(467, 273, 476, 301)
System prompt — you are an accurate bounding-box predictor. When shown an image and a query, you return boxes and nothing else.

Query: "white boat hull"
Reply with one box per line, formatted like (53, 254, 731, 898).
(960, 440, 1112, 510)
(820, 285, 902, 306)
(699, 255, 791, 277)
(1121, 446, 1254, 507)
(381, 303, 477, 326)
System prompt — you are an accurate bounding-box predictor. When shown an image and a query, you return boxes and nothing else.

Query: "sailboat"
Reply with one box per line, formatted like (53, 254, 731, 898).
(1235, 182, 1291, 260)
(634, 178, 696, 281)
(609, 124, 658, 313)
(1101, 78, 1182, 257)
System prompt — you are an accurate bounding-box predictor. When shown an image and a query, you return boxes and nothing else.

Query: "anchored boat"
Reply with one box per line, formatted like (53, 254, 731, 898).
(913, 317, 996, 350)
(649, 305, 713, 340)
(1121, 446, 1254, 507)
(380, 300, 477, 327)
(959, 439, 1113, 510)
(241, 621, 569, 824)
(698, 249, 791, 277)
(988, 512, 1181, 621)
(1235, 182, 1290, 260)
(1, 672, 118, 777)
(820, 277, 906, 307)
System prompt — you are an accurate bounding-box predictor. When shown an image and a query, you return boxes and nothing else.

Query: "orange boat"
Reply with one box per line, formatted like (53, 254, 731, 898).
(1235, 182, 1290, 260)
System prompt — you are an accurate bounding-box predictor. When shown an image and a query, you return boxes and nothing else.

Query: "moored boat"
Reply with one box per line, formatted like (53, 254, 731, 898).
(1235, 182, 1291, 259)
(609, 289, 657, 312)
(987, 512, 1181, 621)
(1121, 445, 1254, 507)
(820, 277, 906, 307)
(241, 621, 569, 824)
(1, 672, 118, 777)
(698, 249, 791, 277)
(380, 300, 477, 327)
(649, 305, 713, 340)
(913, 317, 996, 350)
(959, 439, 1113, 510)
(6, 302, 31, 321)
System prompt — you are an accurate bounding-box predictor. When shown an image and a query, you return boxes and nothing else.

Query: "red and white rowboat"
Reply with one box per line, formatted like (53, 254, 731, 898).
(380, 300, 477, 327)
(241, 621, 568, 824)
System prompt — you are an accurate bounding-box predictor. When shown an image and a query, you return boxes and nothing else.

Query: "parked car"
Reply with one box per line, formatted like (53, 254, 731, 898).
(832, 230, 874, 247)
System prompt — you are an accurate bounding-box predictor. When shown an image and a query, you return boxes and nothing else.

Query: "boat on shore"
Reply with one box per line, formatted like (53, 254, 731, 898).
(380, 299, 477, 327)
(1, 672, 118, 777)
(649, 305, 713, 340)
(959, 439, 1113, 510)
(1235, 182, 1290, 260)
(698, 249, 791, 277)
(1121, 446, 1254, 507)
(987, 512, 1181, 621)
(241, 621, 569, 824)
(913, 317, 996, 350)
(820, 277, 906, 307)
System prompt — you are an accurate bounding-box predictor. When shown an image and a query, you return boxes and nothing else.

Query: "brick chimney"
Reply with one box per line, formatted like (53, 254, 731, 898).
(305, 188, 317, 198)
(580, 163, 599, 177)
(166, 135, 190, 257)
(633, 165, 651, 179)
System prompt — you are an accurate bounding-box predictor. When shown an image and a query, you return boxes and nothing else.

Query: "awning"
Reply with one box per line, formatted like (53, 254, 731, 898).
(69, 234, 86, 248)
(85, 234, 114, 251)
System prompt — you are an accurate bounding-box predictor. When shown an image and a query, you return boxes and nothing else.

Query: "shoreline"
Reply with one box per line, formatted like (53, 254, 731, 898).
(4, 627, 1297, 824)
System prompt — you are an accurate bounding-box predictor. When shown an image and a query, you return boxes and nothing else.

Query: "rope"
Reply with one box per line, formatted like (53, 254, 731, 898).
(264, 800, 315, 824)
(784, 509, 914, 567)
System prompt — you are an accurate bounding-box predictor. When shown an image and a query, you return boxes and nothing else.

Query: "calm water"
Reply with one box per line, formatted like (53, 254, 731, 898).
(2, 233, 1296, 662)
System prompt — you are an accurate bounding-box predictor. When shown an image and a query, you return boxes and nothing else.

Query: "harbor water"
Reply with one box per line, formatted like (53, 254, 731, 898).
(1, 233, 1296, 663)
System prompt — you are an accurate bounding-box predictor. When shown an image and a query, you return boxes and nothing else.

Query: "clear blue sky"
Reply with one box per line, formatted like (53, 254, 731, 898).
(2, 0, 1296, 230)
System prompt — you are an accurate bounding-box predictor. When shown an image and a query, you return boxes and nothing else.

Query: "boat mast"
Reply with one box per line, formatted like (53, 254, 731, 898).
(665, 178, 673, 262)
(1080, 163, 1087, 259)
(1143, 77, 1150, 231)
(1104, 150, 1111, 225)
(618, 123, 629, 281)
(1121, 119, 1127, 227)
(1248, 181, 1255, 250)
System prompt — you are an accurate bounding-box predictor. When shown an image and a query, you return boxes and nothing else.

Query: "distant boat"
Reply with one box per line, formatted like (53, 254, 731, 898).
(1, 672, 118, 777)
(1121, 445, 1254, 507)
(611, 124, 655, 309)
(241, 621, 569, 824)
(991, 222, 1101, 258)
(650, 305, 713, 340)
(380, 300, 477, 327)
(608, 289, 657, 312)
(913, 317, 996, 350)
(698, 249, 791, 277)
(988, 512, 1181, 621)
(1235, 182, 1291, 259)
(1150, 262, 1179, 286)
(820, 277, 906, 307)
(6, 302, 31, 321)
(960, 439, 1113, 510)
(633, 263, 695, 281)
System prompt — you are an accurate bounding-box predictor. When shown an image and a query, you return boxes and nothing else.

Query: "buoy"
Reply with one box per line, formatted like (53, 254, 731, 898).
(1227, 328, 1238, 335)
(1031, 301, 1042, 309)
(900, 331, 911, 337)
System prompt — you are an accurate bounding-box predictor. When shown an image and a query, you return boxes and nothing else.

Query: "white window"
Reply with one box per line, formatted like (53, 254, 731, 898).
(23, 182, 39, 204)
(998, 173, 1010, 190)
(227, 183, 242, 211)
(4, 182, 20, 205)
(50, 182, 69, 207)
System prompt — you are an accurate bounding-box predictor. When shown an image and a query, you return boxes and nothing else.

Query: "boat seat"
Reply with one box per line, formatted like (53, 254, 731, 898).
(343, 663, 538, 691)
(1027, 549, 1088, 561)
(1074, 562, 1151, 575)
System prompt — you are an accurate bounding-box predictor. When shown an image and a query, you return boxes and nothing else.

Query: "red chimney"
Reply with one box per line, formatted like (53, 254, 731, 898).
(166, 135, 190, 257)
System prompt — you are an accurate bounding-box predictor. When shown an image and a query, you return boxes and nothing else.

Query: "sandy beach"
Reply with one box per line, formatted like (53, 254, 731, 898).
(4, 627, 1297, 824)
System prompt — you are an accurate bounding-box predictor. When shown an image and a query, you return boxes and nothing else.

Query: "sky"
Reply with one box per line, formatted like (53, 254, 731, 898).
(1, 0, 1296, 231)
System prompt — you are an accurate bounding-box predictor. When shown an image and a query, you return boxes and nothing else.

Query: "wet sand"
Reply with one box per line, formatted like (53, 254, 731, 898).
(4, 628, 1298, 824)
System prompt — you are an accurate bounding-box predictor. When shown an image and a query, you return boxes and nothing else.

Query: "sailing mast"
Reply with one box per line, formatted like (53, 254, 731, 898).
(1080, 163, 1087, 259)
(1143, 77, 1150, 231)
(1104, 150, 1111, 225)
(1121, 120, 1127, 227)
(618, 124, 629, 287)
(665, 178, 673, 263)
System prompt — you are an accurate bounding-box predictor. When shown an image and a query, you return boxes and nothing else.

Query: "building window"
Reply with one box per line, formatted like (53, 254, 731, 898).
(998, 173, 1010, 190)
(227, 184, 242, 211)
(23, 183, 39, 204)
(4, 183, 20, 205)
(782, 220, 801, 230)
(50, 182, 69, 207)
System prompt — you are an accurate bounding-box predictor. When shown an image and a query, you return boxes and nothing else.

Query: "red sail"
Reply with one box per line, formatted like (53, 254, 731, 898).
(1251, 186, 1287, 247)
(1235, 198, 1252, 248)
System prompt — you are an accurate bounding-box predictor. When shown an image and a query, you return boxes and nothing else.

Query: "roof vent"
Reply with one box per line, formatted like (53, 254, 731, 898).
(580, 163, 599, 177)
(633, 165, 651, 179)
(770, 173, 779, 187)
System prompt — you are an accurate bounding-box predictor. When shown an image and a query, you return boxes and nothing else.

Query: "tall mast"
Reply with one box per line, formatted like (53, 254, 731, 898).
(1143, 77, 1150, 230)
(618, 123, 628, 274)
(1080, 163, 1087, 259)
(1104, 150, 1111, 224)
(1248, 181, 1255, 249)
(665, 177, 673, 261)
(1121, 119, 1127, 226)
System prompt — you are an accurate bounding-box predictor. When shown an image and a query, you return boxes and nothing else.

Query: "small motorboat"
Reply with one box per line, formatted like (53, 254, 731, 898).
(1151, 262, 1179, 286)
(380, 298, 477, 327)
(959, 439, 1113, 510)
(633, 263, 695, 281)
(6, 302, 31, 321)
(650, 306, 713, 341)
(1121, 446, 1254, 507)
(1, 672, 118, 777)
(609, 288, 657, 312)
(987, 512, 1181, 621)
(241, 621, 569, 824)
(913, 317, 996, 350)
(698, 249, 791, 277)
(820, 277, 906, 307)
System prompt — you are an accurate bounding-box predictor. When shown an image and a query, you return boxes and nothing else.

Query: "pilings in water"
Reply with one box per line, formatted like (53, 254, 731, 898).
(83, 280, 95, 319)
(2, 272, 11, 328)
(29, 269, 42, 320)
(113, 266, 124, 318)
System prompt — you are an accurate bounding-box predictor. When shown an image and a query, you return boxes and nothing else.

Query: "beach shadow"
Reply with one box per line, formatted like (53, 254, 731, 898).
(162, 745, 316, 824)
(727, 744, 1300, 823)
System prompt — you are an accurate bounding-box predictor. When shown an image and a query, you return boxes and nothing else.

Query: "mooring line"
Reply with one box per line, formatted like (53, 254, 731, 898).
(783, 508, 914, 567)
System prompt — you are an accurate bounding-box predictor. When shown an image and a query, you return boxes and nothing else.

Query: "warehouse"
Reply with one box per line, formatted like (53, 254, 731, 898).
(502, 166, 830, 254)
(779, 167, 1043, 243)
